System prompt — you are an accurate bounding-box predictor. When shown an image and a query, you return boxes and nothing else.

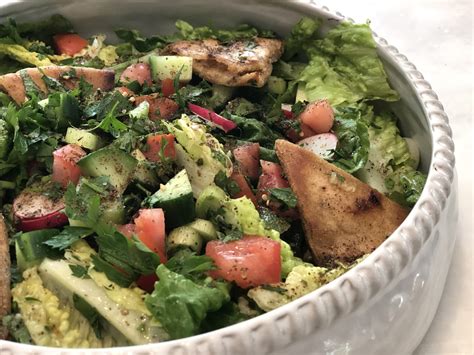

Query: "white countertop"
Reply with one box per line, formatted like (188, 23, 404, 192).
(327, 1, 473, 353)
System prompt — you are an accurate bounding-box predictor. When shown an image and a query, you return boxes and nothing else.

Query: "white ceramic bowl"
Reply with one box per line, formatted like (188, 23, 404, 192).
(0, 1, 457, 354)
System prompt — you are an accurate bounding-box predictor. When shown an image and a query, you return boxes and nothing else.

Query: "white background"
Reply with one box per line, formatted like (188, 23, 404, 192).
(325, 1, 473, 354)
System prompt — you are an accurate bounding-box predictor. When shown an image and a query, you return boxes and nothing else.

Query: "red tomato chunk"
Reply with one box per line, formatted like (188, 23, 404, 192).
(134, 209, 167, 263)
(143, 134, 176, 162)
(52, 144, 86, 188)
(232, 143, 260, 180)
(206, 236, 281, 288)
(53, 33, 88, 56)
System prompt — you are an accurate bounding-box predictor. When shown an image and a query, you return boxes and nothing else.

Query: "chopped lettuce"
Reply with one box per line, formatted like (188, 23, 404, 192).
(248, 259, 361, 312)
(355, 111, 427, 206)
(11, 267, 117, 348)
(283, 17, 321, 61)
(385, 165, 427, 206)
(165, 115, 232, 198)
(225, 113, 282, 148)
(0, 43, 53, 67)
(297, 21, 399, 105)
(145, 264, 230, 339)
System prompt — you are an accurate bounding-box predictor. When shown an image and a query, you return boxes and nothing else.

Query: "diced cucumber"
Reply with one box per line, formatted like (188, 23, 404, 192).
(77, 147, 137, 194)
(147, 169, 195, 229)
(208, 84, 235, 109)
(195, 185, 227, 219)
(149, 55, 193, 83)
(187, 219, 217, 241)
(64, 127, 104, 150)
(167, 226, 203, 253)
(131, 149, 159, 187)
(267, 76, 287, 95)
(295, 82, 308, 103)
(15, 229, 61, 271)
(38, 258, 168, 345)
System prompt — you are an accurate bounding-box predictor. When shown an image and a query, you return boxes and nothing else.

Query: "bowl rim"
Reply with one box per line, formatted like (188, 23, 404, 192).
(0, 0, 456, 353)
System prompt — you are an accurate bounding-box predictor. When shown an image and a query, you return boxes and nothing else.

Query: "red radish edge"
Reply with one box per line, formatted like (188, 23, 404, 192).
(187, 103, 237, 133)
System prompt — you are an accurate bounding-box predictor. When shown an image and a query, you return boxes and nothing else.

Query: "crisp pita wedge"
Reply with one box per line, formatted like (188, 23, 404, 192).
(0, 66, 115, 105)
(275, 139, 408, 266)
(0, 215, 10, 339)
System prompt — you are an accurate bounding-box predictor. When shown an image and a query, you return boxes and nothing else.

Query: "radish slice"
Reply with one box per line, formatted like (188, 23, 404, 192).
(187, 103, 237, 133)
(297, 133, 338, 159)
(13, 184, 68, 232)
(281, 104, 293, 119)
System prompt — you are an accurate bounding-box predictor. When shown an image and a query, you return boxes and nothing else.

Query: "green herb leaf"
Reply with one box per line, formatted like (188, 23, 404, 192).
(214, 170, 240, 196)
(268, 187, 297, 209)
(69, 264, 91, 279)
(43, 226, 93, 250)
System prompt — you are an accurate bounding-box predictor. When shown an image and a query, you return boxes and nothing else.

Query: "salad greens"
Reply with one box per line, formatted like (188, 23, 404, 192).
(0, 13, 427, 348)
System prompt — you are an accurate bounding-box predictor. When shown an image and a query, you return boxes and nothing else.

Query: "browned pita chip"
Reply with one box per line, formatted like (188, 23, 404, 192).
(0, 215, 10, 339)
(275, 139, 408, 266)
(0, 66, 115, 105)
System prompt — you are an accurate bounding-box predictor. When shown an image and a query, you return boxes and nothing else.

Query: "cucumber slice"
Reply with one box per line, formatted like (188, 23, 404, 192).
(167, 226, 203, 253)
(131, 149, 159, 187)
(187, 219, 217, 241)
(38, 258, 168, 345)
(64, 127, 104, 151)
(195, 185, 227, 219)
(78, 147, 137, 193)
(149, 55, 193, 83)
(147, 169, 195, 229)
(267, 76, 287, 95)
(101, 199, 126, 225)
(15, 229, 61, 271)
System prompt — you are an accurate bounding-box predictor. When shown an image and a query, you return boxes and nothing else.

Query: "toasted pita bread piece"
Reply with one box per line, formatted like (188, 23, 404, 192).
(0, 215, 10, 339)
(275, 139, 408, 266)
(0, 66, 115, 105)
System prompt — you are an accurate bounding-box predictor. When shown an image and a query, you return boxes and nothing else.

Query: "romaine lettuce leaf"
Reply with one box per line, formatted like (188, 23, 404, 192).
(283, 17, 321, 61)
(385, 165, 427, 206)
(145, 264, 230, 339)
(298, 21, 399, 105)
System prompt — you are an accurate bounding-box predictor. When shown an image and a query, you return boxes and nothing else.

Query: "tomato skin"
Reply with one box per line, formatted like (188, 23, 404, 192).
(134, 95, 178, 120)
(286, 123, 316, 142)
(230, 169, 257, 206)
(52, 144, 86, 188)
(116, 86, 134, 96)
(232, 143, 260, 180)
(116, 223, 136, 238)
(134, 209, 167, 263)
(120, 63, 152, 86)
(206, 236, 281, 288)
(53, 34, 88, 56)
(161, 78, 175, 97)
(143, 134, 176, 162)
(298, 100, 334, 134)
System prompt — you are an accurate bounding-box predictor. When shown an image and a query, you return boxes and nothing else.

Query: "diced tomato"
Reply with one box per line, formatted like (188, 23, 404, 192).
(117, 223, 136, 238)
(135, 95, 178, 120)
(257, 161, 298, 219)
(161, 78, 175, 97)
(298, 100, 334, 134)
(206, 236, 281, 288)
(257, 161, 289, 193)
(143, 134, 176, 162)
(136, 273, 158, 293)
(120, 63, 152, 86)
(232, 143, 260, 180)
(53, 33, 88, 56)
(230, 169, 257, 206)
(52, 144, 86, 188)
(134, 209, 167, 263)
(116, 86, 135, 96)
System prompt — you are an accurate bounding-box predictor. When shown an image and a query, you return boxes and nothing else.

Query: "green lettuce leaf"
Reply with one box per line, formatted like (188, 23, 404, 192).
(385, 165, 427, 206)
(283, 17, 321, 61)
(298, 21, 399, 105)
(145, 264, 229, 339)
